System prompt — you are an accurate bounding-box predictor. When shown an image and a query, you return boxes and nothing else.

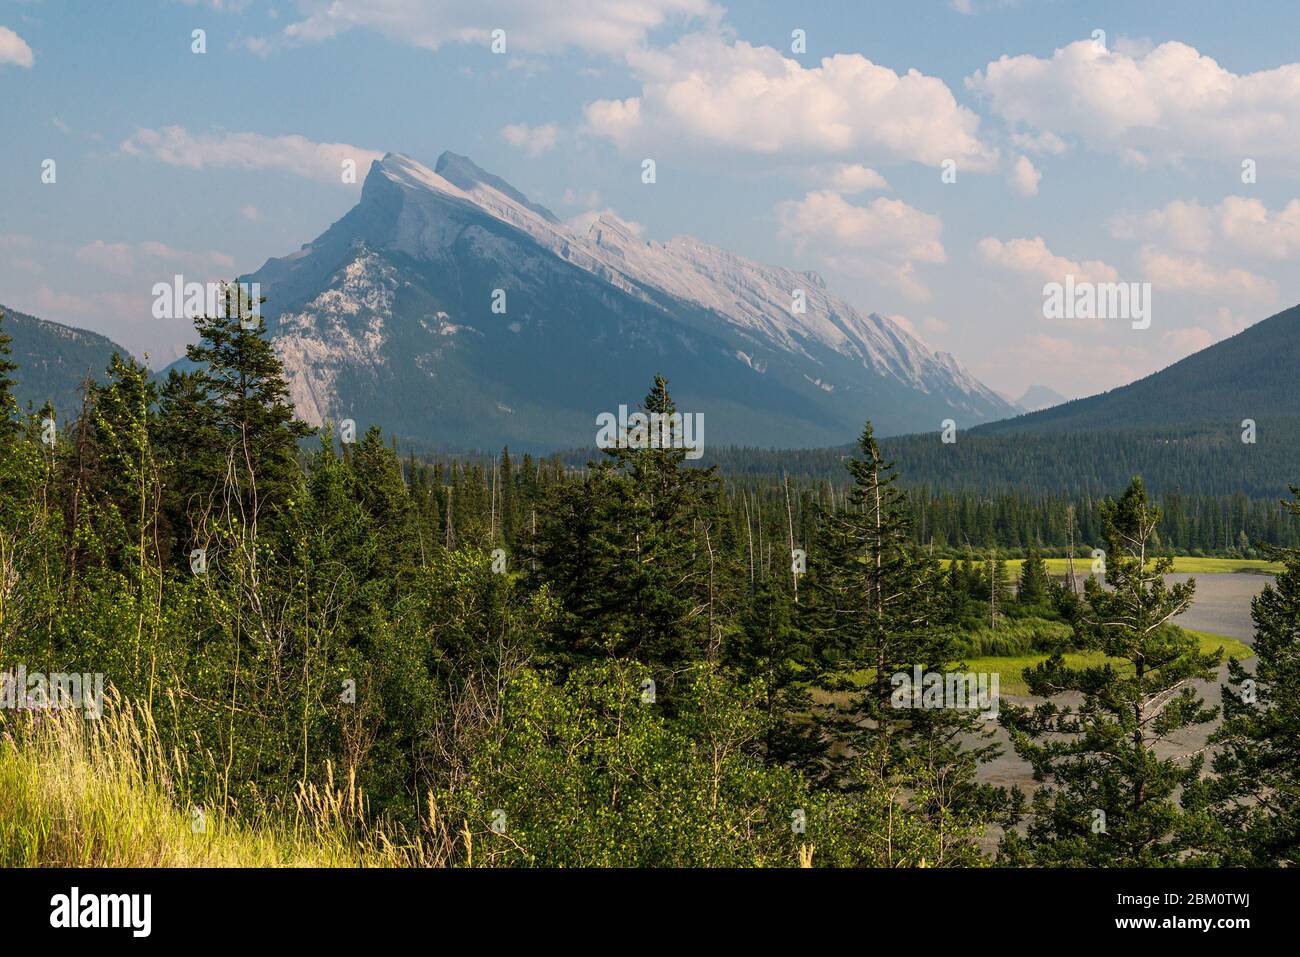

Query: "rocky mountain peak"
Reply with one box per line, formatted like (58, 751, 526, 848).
(232, 149, 1017, 450)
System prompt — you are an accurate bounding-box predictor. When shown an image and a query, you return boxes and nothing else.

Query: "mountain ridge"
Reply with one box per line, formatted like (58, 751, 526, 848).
(975, 303, 1300, 435)
(203, 150, 1018, 452)
(0, 303, 128, 421)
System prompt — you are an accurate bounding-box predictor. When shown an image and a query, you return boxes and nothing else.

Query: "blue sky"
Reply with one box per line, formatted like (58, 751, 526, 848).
(3, 0, 1300, 401)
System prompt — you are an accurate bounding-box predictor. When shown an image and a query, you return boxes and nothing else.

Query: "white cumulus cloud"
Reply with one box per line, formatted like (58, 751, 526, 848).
(968, 39, 1300, 168)
(1138, 247, 1276, 301)
(776, 190, 946, 300)
(1009, 155, 1040, 196)
(1115, 196, 1300, 262)
(586, 34, 999, 171)
(826, 163, 890, 193)
(0, 26, 34, 67)
(977, 236, 1117, 285)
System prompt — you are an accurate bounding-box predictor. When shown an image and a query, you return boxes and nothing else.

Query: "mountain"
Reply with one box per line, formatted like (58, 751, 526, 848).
(226, 151, 1015, 452)
(848, 303, 1300, 500)
(0, 304, 127, 421)
(1015, 384, 1066, 412)
(978, 304, 1300, 435)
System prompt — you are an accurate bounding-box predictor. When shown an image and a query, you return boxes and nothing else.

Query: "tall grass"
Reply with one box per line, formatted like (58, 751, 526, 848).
(951, 617, 1072, 658)
(0, 694, 461, 867)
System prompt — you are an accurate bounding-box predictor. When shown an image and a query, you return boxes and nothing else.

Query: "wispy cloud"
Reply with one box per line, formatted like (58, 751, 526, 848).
(500, 123, 559, 157)
(120, 126, 382, 186)
(74, 239, 234, 277)
(268, 0, 720, 56)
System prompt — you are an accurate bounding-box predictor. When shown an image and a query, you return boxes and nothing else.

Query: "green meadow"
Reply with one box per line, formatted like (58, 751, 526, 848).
(940, 556, 1282, 576)
(819, 627, 1252, 699)
(960, 630, 1254, 696)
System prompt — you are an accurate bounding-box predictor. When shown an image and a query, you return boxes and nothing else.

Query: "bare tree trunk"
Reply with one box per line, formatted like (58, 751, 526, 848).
(742, 492, 755, 592)
(989, 552, 998, 629)
(1065, 504, 1078, 595)
(445, 483, 454, 549)
(783, 473, 798, 603)
(704, 525, 719, 662)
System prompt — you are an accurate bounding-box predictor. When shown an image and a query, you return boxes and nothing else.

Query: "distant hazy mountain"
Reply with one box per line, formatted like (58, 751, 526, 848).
(0, 304, 126, 421)
(977, 304, 1300, 435)
(216, 151, 1016, 452)
(1016, 384, 1067, 412)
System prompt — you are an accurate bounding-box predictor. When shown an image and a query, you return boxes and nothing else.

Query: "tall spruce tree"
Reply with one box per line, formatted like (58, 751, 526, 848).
(184, 284, 312, 526)
(155, 368, 224, 564)
(1017, 549, 1051, 606)
(946, 559, 969, 623)
(347, 425, 415, 581)
(807, 423, 937, 741)
(730, 579, 823, 769)
(1001, 478, 1221, 865)
(805, 423, 1002, 850)
(0, 312, 20, 441)
(529, 376, 721, 684)
(499, 446, 516, 548)
(1209, 488, 1300, 865)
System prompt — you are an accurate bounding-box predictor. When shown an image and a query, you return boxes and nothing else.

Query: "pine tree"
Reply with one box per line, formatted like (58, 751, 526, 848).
(1064, 503, 1080, 595)
(807, 423, 931, 741)
(90, 354, 161, 571)
(348, 425, 414, 580)
(184, 284, 313, 525)
(946, 559, 968, 622)
(961, 555, 981, 601)
(805, 422, 1003, 855)
(731, 579, 822, 769)
(1017, 549, 1051, 606)
(0, 312, 21, 441)
(154, 368, 224, 564)
(499, 446, 516, 548)
(530, 376, 721, 683)
(1209, 489, 1300, 865)
(1001, 478, 1221, 865)
(77, 353, 170, 699)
